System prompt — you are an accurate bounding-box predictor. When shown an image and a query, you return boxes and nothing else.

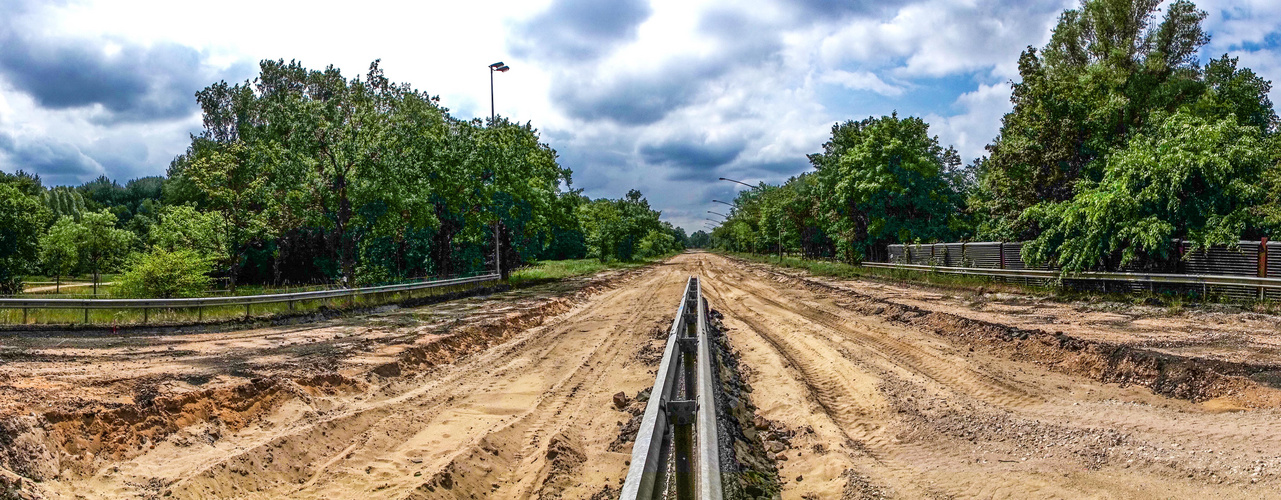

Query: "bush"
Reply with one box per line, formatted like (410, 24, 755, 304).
(117, 249, 214, 298)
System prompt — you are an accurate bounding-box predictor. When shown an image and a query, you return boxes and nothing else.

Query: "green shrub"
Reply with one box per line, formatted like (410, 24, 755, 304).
(117, 249, 214, 298)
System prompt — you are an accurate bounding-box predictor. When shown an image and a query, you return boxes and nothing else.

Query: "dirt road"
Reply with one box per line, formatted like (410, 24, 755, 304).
(3, 252, 1281, 499)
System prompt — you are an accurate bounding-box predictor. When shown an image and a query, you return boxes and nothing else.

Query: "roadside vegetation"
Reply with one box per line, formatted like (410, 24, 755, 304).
(0, 62, 688, 300)
(709, 0, 1281, 275)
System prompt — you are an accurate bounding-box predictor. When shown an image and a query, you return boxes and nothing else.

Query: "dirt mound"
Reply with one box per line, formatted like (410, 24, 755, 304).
(374, 299, 574, 378)
(537, 430, 586, 498)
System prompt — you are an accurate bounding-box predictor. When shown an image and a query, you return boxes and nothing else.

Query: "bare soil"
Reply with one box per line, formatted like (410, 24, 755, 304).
(705, 253, 1281, 498)
(1, 252, 1279, 499)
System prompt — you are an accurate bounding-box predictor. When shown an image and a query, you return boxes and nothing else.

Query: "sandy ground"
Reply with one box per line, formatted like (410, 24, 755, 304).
(703, 253, 1281, 499)
(2, 252, 1280, 499)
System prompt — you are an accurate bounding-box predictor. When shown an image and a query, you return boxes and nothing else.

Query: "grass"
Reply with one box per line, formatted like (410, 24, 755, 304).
(507, 255, 673, 287)
(0, 281, 492, 327)
(720, 251, 1281, 313)
(1, 255, 678, 327)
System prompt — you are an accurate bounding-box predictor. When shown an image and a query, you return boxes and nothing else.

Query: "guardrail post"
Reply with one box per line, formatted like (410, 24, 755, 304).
(84, 308, 88, 324)
(143, 308, 148, 324)
(22, 307, 27, 324)
(288, 300, 294, 312)
(245, 303, 251, 320)
(197, 306, 203, 322)
(666, 400, 697, 500)
(678, 337, 698, 401)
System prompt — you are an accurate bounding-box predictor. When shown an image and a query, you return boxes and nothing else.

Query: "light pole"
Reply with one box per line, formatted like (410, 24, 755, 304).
(708, 210, 729, 219)
(489, 62, 510, 123)
(718, 177, 784, 260)
(488, 61, 510, 278)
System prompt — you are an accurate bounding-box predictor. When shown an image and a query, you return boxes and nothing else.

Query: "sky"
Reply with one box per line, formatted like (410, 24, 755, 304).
(1, 0, 1279, 234)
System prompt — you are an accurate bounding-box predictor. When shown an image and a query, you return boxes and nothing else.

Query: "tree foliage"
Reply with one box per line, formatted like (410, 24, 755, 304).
(0, 184, 49, 293)
(117, 249, 214, 299)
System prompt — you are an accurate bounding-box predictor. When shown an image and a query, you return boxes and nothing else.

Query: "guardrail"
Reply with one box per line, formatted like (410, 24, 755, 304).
(0, 273, 500, 325)
(622, 276, 722, 500)
(863, 262, 1281, 295)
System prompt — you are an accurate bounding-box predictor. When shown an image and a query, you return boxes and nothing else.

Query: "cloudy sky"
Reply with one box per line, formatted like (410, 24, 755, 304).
(1, 0, 1279, 232)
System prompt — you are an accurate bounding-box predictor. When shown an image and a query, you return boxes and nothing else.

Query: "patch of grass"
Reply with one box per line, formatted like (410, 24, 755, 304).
(0, 281, 489, 327)
(507, 255, 672, 287)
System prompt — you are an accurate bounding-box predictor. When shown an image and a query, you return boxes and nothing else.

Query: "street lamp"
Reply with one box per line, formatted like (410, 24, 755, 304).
(718, 177, 756, 189)
(711, 199, 734, 207)
(708, 211, 728, 219)
(489, 62, 510, 123)
(488, 61, 510, 278)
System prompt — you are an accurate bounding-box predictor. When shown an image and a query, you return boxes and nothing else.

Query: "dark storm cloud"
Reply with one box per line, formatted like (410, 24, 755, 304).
(639, 136, 745, 176)
(0, 32, 217, 123)
(0, 133, 102, 184)
(510, 0, 653, 62)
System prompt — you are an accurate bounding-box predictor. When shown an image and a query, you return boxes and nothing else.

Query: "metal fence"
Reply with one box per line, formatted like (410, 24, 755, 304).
(882, 238, 1280, 300)
(622, 276, 723, 500)
(0, 273, 500, 325)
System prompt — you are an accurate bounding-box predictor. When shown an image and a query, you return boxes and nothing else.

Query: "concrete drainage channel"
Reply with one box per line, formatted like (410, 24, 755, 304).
(622, 276, 781, 499)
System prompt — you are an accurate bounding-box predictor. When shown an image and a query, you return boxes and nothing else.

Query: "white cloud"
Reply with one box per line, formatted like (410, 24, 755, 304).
(819, 70, 904, 96)
(925, 82, 1012, 162)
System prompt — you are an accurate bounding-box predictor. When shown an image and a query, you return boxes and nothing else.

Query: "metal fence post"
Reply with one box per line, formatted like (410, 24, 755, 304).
(1260, 237, 1269, 300)
(143, 308, 148, 324)
(22, 308, 27, 324)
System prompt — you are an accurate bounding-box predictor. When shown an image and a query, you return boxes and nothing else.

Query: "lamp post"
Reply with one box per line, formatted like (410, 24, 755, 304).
(717, 177, 783, 260)
(488, 61, 510, 278)
(708, 210, 728, 219)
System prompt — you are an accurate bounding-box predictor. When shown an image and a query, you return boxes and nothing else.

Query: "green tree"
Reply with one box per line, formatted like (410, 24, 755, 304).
(39, 217, 82, 293)
(1022, 111, 1270, 272)
(182, 142, 272, 292)
(117, 249, 214, 298)
(78, 210, 135, 295)
(976, 0, 1212, 237)
(0, 184, 50, 293)
(810, 113, 964, 262)
(150, 205, 228, 261)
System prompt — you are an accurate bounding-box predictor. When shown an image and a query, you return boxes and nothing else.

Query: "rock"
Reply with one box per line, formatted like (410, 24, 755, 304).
(766, 440, 787, 453)
(754, 415, 770, 430)
(613, 391, 629, 409)
(775, 452, 788, 461)
(796, 475, 803, 482)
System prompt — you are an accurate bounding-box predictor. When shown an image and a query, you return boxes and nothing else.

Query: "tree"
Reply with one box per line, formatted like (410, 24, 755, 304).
(976, 0, 1212, 238)
(117, 249, 214, 299)
(182, 142, 272, 292)
(810, 113, 964, 262)
(150, 205, 228, 261)
(0, 184, 49, 293)
(78, 210, 135, 294)
(39, 217, 82, 293)
(1021, 111, 1270, 272)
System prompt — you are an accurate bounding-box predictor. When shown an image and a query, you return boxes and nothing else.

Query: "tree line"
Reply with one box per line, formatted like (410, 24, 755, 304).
(710, 0, 1281, 273)
(0, 60, 687, 297)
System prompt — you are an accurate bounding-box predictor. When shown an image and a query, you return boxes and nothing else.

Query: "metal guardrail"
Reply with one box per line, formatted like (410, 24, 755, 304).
(622, 276, 722, 500)
(0, 274, 499, 324)
(863, 262, 1281, 290)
